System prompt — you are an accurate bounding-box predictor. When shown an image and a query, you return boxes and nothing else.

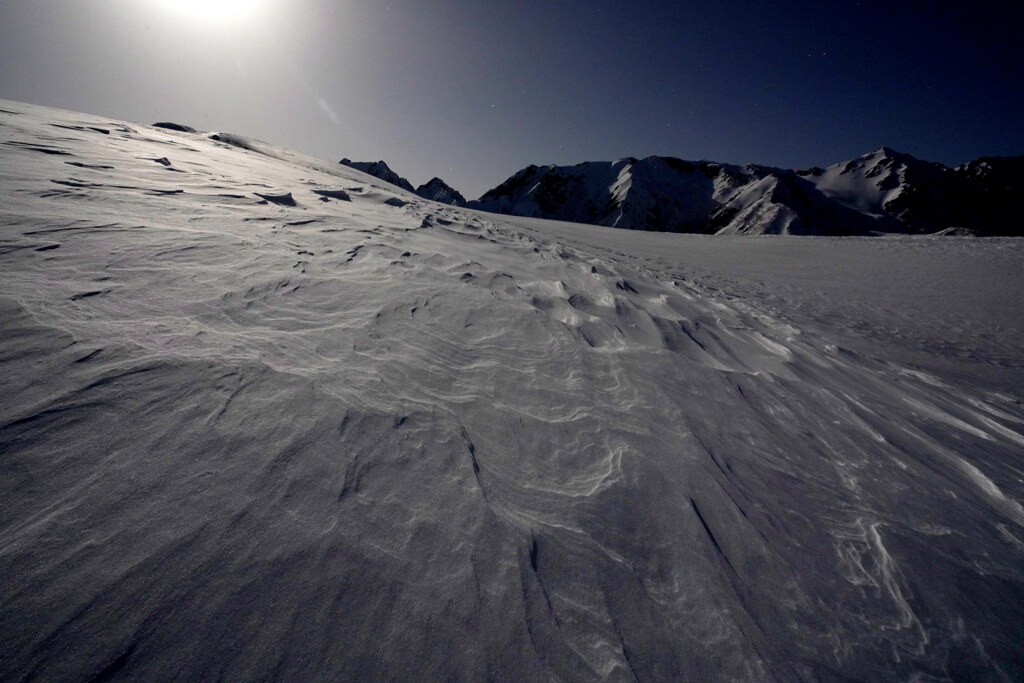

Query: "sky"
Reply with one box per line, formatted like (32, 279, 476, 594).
(1, 0, 1022, 199)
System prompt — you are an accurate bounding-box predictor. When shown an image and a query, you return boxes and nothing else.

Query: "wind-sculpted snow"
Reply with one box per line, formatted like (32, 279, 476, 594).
(2, 100, 1023, 680)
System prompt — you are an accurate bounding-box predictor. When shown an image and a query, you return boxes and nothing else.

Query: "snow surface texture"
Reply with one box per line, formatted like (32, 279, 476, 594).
(471, 152, 1024, 236)
(2, 100, 1024, 681)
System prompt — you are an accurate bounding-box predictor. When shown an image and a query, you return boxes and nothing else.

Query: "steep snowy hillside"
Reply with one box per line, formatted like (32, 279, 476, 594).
(2, 101, 1024, 681)
(475, 150, 1024, 236)
(712, 172, 881, 235)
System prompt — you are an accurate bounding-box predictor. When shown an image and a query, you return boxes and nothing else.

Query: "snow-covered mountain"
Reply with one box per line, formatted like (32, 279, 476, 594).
(473, 149, 1024, 235)
(415, 176, 466, 206)
(339, 158, 465, 205)
(338, 157, 417, 193)
(2, 100, 1024, 681)
(472, 158, 738, 233)
(470, 156, 881, 235)
(955, 155, 1024, 230)
(799, 147, 969, 233)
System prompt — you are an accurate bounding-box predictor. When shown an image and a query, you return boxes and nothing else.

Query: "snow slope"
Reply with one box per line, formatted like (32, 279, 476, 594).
(2, 100, 1024, 681)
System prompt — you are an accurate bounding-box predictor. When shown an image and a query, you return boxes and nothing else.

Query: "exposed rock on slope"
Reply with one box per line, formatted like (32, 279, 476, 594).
(714, 172, 882, 235)
(470, 156, 881, 235)
(474, 158, 711, 232)
(415, 176, 466, 206)
(800, 147, 965, 233)
(152, 121, 196, 133)
(340, 159, 466, 205)
(339, 158, 416, 193)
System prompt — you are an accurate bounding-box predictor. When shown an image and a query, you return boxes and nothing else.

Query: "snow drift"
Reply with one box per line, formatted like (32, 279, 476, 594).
(1, 100, 1023, 681)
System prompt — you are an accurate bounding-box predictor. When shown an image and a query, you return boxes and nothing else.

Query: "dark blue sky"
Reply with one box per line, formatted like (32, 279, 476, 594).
(1, 0, 1021, 198)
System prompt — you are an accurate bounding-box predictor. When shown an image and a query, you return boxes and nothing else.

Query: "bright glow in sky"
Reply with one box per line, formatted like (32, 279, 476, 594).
(1, 0, 1021, 199)
(148, 0, 271, 27)
(152, 0, 268, 22)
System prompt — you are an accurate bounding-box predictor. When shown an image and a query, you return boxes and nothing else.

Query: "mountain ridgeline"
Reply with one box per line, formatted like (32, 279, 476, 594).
(472, 149, 1024, 236)
(339, 158, 466, 206)
(345, 150, 1024, 236)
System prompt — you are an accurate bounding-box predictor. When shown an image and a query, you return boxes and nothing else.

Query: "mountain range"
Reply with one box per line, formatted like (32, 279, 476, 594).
(339, 158, 466, 206)
(347, 149, 1024, 236)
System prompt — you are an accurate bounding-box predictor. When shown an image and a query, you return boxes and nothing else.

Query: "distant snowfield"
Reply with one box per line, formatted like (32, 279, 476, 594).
(2, 101, 1023, 680)
(486, 213, 1024, 393)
